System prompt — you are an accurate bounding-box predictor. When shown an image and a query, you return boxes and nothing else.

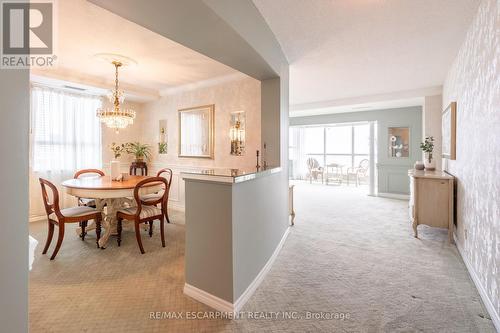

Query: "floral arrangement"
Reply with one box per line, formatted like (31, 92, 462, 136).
(110, 142, 127, 160)
(420, 136, 434, 162)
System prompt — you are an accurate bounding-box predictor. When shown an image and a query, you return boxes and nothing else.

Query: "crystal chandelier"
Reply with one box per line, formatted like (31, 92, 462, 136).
(96, 60, 135, 133)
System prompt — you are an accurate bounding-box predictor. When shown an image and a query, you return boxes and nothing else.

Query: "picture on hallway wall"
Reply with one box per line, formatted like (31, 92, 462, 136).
(442, 102, 457, 160)
(178, 104, 215, 158)
(388, 127, 410, 158)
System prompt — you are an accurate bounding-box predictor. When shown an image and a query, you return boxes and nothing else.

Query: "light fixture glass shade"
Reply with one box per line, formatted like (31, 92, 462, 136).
(96, 106, 135, 131)
(96, 59, 135, 132)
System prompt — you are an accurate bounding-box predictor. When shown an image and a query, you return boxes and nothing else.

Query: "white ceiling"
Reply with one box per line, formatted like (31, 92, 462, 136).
(31, 0, 238, 101)
(253, 0, 480, 110)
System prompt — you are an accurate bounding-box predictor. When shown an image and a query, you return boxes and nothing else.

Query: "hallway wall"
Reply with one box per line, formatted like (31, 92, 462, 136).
(442, 0, 499, 326)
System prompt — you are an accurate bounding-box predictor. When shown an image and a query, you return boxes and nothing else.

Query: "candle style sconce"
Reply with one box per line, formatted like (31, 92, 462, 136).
(230, 111, 245, 156)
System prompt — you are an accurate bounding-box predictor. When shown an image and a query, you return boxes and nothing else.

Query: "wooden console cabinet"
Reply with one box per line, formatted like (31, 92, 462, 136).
(408, 169, 454, 243)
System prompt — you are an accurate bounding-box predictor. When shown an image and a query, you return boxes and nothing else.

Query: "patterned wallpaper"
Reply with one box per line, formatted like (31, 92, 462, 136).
(443, 0, 499, 319)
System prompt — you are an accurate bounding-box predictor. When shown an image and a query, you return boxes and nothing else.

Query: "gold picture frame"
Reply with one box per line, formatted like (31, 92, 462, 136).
(178, 104, 215, 158)
(442, 101, 457, 160)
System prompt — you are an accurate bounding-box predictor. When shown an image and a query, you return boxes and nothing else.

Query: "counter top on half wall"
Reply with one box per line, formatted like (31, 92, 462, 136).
(181, 166, 281, 183)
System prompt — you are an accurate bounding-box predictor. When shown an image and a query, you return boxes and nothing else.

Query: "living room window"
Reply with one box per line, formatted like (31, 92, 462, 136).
(31, 86, 103, 172)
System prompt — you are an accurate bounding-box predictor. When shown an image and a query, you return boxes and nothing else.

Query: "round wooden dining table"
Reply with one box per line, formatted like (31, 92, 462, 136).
(62, 175, 162, 248)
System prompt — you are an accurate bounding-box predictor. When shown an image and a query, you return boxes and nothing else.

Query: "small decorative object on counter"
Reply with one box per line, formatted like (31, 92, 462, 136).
(414, 161, 425, 170)
(420, 136, 436, 170)
(262, 143, 267, 169)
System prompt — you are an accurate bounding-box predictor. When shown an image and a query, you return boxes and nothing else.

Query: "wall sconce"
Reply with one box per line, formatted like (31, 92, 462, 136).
(158, 119, 168, 154)
(230, 111, 245, 156)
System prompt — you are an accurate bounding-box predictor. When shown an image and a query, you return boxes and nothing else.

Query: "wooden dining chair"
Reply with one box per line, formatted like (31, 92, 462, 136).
(39, 178, 102, 260)
(140, 168, 172, 223)
(73, 169, 105, 240)
(73, 169, 105, 207)
(116, 177, 168, 254)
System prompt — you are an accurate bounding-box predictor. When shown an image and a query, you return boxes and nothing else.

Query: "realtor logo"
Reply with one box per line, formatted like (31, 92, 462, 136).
(1, 1, 56, 68)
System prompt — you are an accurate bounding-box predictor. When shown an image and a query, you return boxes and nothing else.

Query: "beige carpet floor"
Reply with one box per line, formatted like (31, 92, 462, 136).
(29, 183, 496, 332)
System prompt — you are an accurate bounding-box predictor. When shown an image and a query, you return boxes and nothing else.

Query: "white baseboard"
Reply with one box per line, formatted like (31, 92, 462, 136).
(183, 284, 235, 313)
(454, 234, 500, 332)
(377, 192, 409, 200)
(184, 226, 291, 314)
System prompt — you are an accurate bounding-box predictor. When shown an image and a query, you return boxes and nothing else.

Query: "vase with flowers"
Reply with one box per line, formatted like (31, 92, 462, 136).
(420, 136, 435, 170)
(110, 143, 127, 180)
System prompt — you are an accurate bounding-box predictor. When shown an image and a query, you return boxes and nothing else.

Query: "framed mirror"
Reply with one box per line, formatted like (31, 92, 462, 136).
(388, 127, 410, 158)
(178, 104, 214, 158)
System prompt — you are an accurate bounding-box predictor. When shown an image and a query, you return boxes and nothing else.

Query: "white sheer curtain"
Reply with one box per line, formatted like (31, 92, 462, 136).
(289, 127, 308, 179)
(31, 86, 102, 171)
(29, 86, 103, 219)
(180, 112, 206, 155)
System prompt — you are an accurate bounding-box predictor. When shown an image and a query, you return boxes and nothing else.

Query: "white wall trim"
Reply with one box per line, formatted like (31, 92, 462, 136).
(30, 72, 159, 103)
(377, 192, 409, 200)
(454, 234, 500, 332)
(183, 284, 235, 313)
(290, 86, 442, 112)
(184, 226, 290, 314)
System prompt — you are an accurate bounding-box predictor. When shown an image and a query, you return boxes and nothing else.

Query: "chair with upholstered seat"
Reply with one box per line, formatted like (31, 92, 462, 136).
(346, 159, 369, 186)
(73, 169, 105, 240)
(73, 169, 105, 207)
(140, 168, 172, 223)
(39, 178, 102, 260)
(116, 177, 168, 254)
(306, 158, 324, 184)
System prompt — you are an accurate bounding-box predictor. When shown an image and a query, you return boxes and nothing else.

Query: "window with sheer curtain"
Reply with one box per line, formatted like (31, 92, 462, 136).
(289, 123, 370, 179)
(31, 86, 103, 172)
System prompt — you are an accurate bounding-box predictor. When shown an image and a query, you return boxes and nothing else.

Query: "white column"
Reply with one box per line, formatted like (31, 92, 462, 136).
(369, 121, 376, 196)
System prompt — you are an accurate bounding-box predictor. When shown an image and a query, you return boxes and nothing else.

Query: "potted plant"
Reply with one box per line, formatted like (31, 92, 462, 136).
(420, 136, 435, 170)
(125, 142, 152, 162)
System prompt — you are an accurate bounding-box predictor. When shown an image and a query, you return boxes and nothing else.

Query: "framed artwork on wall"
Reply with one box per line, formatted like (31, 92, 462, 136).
(178, 104, 215, 158)
(442, 102, 457, 160)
